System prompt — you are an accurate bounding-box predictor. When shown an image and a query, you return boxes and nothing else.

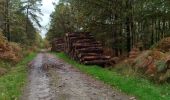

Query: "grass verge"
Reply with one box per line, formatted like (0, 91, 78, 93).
(54, 52, 170, 100)
(0, 53, 36, 100)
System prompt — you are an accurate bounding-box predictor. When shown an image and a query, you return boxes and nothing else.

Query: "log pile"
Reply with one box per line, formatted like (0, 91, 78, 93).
(51, 38, 64, 52)
(64, 32, 110, 66)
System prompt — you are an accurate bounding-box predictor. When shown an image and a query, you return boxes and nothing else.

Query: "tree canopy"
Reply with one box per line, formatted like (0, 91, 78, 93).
(0, 0, 42, 46)
(47, 0, 170, 56)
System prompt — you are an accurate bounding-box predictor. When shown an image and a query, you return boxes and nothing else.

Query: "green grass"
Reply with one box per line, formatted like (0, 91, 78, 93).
(0, 60, 11, 70)
(54, 52, 170, 100)
(0, 53, 36, 100)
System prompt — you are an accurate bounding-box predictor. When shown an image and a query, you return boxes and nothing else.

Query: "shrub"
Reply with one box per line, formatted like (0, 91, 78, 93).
(155, 37, 170, 52)
(131, 50, 170, 82)
(0, 32, 22, 63)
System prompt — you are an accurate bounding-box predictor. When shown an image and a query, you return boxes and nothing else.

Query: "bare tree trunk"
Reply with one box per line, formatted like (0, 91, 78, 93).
(26, 4, 29, 36)
(151, 19, 154, 45)
(5, 0, 10, 41)
(126, 0, 133, 53)
(126, 17, 131, 53)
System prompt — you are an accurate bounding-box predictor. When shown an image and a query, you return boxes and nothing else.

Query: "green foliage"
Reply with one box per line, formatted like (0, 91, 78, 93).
(113, 63, 140, 77)
(0, 61, 11, 76)
(47, 0, 170, 54)
(0, 0, 42, 46)
(54, 52, 170, 100)
(155, 60, 167, 72)
(22, 0, 42, 27)
(46, 2, 75, 40)
(0, 60, 11, 70)
(0, 32, 23, 63)
(0, 52, 36, 100)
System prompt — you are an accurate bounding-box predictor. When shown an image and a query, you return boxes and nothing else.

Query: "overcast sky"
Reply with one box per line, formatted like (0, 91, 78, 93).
(40, 0, 59, 38)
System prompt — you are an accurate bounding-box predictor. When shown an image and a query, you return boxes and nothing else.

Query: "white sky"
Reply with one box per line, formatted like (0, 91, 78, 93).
(39, 0, 59, 38)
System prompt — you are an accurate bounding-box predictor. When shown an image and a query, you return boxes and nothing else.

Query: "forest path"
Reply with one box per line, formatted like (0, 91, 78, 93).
(21, 52, 134, 100)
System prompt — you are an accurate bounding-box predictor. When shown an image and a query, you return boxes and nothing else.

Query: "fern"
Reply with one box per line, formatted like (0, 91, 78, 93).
(155, 60, 167, 72)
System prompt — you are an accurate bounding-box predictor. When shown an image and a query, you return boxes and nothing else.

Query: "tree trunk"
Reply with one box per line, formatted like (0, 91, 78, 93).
(151, 19, 154, 45)
(5, 0, 10, 41)
(126, 17, 131, 53)
(26, 7, 29, 36)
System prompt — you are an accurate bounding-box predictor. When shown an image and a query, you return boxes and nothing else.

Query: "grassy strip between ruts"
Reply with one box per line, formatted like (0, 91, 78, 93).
(0, 53, 36, 100)
(54, 52, 170, 100)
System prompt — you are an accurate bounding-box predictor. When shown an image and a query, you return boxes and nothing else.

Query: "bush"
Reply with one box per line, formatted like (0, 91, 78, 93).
(0, 32, 22, 63)
(131, 50, 170, 82)
(155, 37, 170, 52)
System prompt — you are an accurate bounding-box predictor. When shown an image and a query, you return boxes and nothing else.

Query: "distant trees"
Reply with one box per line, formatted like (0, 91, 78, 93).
(22, 0, 42, 35)
(0, 0, 42, 46)
(0, 0, 4, 31)
(0, 0, 10, 40)
(47, 3, 74, 40)
(46, 0, 170, 56)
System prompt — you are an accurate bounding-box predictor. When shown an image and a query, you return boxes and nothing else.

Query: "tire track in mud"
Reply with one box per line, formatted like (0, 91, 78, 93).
(21, 53, 135, 100)
(21, 53, 54, 100)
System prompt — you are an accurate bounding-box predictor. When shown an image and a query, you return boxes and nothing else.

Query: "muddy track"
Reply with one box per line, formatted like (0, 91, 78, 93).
(21, 53, 135, 100)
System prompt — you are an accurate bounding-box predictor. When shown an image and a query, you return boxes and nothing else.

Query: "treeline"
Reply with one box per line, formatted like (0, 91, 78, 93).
(47, 0, 170, 56)
(0, 0, 42, 46)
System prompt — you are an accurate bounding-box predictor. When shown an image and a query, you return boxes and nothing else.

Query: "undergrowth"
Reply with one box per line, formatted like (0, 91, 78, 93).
(54, 52, 170, 100)
(0, 60, 11, 70)
(0, 52, 36, 100)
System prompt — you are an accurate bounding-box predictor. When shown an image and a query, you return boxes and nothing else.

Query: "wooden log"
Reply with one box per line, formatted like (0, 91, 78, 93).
(76, 39, 95, 43)
(78, 53, 100, 58)
(51, 38, 65, 52)
(77, 49, 103, 54)
(74, 44, 102, 49)
(73, 43, 102, 46)
(80, 56, 110, 62)
(69, 37, 94, 43)
(76, 47, 103, 52)
(66, 32, 92, 37)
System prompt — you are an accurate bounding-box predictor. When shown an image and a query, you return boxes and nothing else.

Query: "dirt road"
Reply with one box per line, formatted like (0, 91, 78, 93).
(21, 53, 134, 100)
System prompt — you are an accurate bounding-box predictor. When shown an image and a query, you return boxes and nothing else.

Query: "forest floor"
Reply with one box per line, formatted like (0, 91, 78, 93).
(21, 52, 132, 100)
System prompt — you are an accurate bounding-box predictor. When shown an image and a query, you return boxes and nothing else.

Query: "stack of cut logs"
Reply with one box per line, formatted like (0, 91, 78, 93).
(64, 32, 110, 66)
(51, 38, 64, 52)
